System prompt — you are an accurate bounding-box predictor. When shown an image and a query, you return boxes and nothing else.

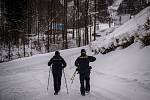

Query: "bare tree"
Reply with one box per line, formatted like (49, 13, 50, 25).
(93, 0, 97, 41)
(63, 0, 68, 49)
(84, 0, 89, 45)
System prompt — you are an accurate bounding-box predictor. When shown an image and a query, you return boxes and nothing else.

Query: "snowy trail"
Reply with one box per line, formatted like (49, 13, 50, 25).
(91, 70, 150, 100)
(0, 46, 150, 100)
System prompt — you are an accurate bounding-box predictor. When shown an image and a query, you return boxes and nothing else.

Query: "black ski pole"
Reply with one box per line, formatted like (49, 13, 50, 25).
(71, 70, 77, 84)
(63, 69, 69, 94)
(47, 67, 51, 91)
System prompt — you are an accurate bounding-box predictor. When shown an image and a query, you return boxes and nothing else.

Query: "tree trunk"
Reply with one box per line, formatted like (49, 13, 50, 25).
(64, 0, 68, 49)
(94, 0, 97, 41)
(85, 0, 89, 45)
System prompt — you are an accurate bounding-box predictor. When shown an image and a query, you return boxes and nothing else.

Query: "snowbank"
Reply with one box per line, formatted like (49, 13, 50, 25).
(91, 7, 150, 54)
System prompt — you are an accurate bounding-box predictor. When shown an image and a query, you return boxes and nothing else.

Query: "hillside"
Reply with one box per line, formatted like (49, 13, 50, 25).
(91, 6, 150, 54)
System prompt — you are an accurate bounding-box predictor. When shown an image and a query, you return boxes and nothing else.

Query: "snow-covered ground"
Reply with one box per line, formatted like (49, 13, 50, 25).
(0, 42, 150, 100)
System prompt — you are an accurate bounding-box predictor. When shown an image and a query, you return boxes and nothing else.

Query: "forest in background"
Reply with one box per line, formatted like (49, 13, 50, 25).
(0, 0, 148, 62)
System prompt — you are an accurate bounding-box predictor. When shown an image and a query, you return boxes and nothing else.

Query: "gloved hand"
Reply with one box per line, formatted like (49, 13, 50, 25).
(76, 68, 79, 71)
(76, 68, 79, 74)
(89, 66, 92, 70)
(62, 65, 66, 68)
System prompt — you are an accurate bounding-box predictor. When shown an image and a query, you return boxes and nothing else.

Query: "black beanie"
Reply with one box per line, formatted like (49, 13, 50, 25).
(81, 49, 86, 54)
(55, 51, 60, 55)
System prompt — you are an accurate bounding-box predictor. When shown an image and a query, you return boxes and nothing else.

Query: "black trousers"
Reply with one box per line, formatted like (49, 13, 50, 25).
(52, 70, 62, 93)
(79, 72, 90, 94)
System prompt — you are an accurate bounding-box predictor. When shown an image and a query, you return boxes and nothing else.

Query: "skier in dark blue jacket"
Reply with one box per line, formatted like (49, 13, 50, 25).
(75, 49, 96, 96)
(48, 51, 66, 95)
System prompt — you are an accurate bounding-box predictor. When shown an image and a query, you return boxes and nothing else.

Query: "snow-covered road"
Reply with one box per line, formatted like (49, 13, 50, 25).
(0, 44, 150, 100)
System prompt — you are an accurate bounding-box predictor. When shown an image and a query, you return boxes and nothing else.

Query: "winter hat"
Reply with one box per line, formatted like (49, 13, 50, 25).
(81, 49, 86, 54)
(55, 51, 60, 55)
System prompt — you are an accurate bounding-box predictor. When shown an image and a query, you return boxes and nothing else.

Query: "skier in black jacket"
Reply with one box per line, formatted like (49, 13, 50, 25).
(48, 51, 66, 95)
(75, 49, 96, 96)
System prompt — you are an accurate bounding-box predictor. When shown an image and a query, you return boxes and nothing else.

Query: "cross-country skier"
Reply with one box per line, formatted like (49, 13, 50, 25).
(48, 51, 67, 95)
(75, 49, 96, 96)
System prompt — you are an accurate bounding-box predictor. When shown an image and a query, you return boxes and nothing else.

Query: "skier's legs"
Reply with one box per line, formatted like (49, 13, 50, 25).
(80, 74, 85, 95)
(52, 72, 59, 93)
(58, 70, 62, 91)
(85, 72, 90, 92)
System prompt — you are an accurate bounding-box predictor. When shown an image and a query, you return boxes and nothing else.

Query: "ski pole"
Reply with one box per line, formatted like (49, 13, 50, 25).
(47, 67, 51, 91)
(71, 70, 77, 84)
(63, 69, 69, 94)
